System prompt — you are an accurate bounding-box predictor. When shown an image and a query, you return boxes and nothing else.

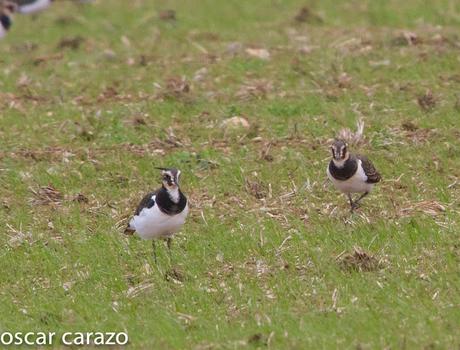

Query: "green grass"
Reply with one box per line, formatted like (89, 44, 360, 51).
(1, 0, 460, 348)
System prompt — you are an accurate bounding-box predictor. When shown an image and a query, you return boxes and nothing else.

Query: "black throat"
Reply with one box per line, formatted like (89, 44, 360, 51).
(155, 186, 187, 215)
(0, 15, 12, 31)
(328, 156, 358, 181)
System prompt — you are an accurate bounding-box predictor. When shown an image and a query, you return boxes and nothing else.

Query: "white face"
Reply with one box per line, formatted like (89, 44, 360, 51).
(161, 169, 180, 189)
(331, 142, 348, 161)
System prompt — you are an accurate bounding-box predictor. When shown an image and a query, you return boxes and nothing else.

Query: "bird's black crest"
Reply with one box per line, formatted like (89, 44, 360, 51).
(328, 156, 358, 181)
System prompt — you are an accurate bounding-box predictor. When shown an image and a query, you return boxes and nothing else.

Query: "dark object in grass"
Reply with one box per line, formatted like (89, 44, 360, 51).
(165, 266, 184, 283)
(294, 6, 323, 24)
(401, 121, 418, 131)
(417, 89, 436, 111)
(159, 9, 176, 21)
(57, 36, 84, 50)
(338, 246, 384, 272)
(73, 193, 89, 204)
(454, 95, 460, 112)
(245, 178, 267, 199)
(30, 185, 62, 205)
(158, 77, 191, 101)
(248, 333, 267, 345)
(391, 31, 420, 46)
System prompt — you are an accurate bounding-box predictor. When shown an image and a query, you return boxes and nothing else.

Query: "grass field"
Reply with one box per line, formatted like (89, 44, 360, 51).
(1, 0, 460, 348)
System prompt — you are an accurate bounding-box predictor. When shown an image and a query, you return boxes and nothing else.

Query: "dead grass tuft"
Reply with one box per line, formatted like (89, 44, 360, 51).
(29, 185, 63, 206)
(126, 281, 154, 298)
(417, 89, 436, 111)
(245, 178, 268, 199)
(399, 200, 446, 217)
(235, 79, 273, 100)
(158, 77, 191, 100)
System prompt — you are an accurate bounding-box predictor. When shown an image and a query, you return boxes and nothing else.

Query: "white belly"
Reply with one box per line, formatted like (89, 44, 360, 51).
(327, 160, 374, 194)
(0, 25, 6, 39)
(130, 203, 189, 240)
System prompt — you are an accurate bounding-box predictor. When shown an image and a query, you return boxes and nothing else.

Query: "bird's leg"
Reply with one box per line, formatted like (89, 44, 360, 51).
(152, 240, 157, 264)
(167, 237, 172, 251)
(347, 193, 355, 211)
(166, 237, 173, 262)
(352, 192, 369, 209)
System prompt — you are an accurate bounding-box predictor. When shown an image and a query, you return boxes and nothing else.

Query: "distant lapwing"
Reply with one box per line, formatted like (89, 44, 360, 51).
(327, 140, 381, 211)
(124, 168, 189, 262)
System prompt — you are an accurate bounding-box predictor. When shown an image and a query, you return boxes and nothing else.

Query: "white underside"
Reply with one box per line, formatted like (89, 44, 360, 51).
(129, 196, 189, 240)
(18, 0, 51, 14)
(327, 159, 374, 194)
(0, 25, 6, 39)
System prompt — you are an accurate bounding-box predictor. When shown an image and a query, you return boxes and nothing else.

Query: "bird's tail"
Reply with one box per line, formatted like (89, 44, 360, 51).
(123, 224, 135, 236)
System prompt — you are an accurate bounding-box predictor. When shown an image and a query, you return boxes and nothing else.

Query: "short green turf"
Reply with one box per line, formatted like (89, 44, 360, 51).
(0, 0, 459, 348)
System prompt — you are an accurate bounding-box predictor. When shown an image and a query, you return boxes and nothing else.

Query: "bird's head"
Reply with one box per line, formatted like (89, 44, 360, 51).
(330, 139, 349, 163)
(156, 167, 181, 190)
(2, 1, 18, 16)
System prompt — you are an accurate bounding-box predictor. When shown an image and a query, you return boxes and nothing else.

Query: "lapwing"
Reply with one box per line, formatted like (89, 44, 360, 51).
(0, 1, 15, 39)
(327, 139, 381, 211)
(124, 168, 189, 262)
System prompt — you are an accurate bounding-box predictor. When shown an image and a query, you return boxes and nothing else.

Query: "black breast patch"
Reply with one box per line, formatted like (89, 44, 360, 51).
(0, 15, 12, 31)
(328, 157, 358, 181)
(155, 188, 187, 216)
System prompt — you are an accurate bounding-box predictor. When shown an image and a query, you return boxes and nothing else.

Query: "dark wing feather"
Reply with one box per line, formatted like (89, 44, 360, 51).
(134, 190, 159, 216)
(357, 155, 381, 183)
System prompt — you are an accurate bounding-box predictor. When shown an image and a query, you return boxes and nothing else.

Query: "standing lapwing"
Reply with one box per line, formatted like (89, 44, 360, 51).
(327, 139, 381, 211)
(124, 168, 189, 262)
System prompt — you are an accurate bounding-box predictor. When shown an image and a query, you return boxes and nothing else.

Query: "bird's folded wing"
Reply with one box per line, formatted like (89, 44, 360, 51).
(358, 155, 381, 183)
(124, 190, 158, 235)
(134, 190, 158, 216)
